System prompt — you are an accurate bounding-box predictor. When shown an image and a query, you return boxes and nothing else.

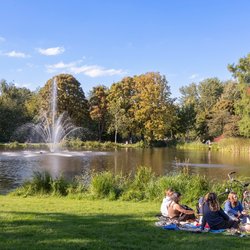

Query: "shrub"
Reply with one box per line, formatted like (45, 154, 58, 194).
(90, 171, 123, 200)
(121, 166, 156, 201)
(51, 176, 69, 196)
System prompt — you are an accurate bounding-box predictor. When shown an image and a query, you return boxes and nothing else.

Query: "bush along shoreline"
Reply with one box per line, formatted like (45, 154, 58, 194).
(2, 137, 250, 152)
(9, 166, 249, 207)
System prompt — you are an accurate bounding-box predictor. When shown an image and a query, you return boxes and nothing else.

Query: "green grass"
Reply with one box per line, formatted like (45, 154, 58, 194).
(0, 196, 249, 250)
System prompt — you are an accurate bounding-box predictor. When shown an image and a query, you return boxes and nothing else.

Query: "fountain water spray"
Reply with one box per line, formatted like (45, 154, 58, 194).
(25, 77, 81, 152)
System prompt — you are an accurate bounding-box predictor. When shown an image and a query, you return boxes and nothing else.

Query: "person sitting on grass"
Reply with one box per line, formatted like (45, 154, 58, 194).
(167, 192, 196, 221)
(201, 192, 239, 231)
(224, 192, 249, 224)
(160, 187, 174, 218)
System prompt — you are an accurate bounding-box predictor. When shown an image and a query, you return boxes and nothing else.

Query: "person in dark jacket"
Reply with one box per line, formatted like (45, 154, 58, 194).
(201, 192, 239, 230)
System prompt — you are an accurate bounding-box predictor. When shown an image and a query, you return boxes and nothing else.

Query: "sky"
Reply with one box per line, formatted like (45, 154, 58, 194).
(0, 0, 250, 98)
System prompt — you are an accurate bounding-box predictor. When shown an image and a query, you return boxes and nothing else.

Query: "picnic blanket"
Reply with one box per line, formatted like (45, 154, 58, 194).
(155, 218, 248, 237)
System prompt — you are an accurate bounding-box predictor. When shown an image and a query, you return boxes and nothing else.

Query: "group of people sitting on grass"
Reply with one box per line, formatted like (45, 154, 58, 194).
(160, 188, 250, 232)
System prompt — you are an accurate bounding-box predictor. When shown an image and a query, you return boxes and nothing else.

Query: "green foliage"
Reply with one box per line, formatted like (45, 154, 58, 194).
(90, 171, 124, 200)
(121, 166, 156, 201)
(12, 171, 71, 197)
(89, 85, 109, 141)
(22, 171, 52, 195)
(39, 74, 90, 128)
(0, 79, 34, 142)
(12, 166, 250, 210)
(51, 175, 69, 196)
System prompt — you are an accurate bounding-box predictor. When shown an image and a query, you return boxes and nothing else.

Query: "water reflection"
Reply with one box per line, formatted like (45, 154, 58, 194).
(0, 148, 250, 194)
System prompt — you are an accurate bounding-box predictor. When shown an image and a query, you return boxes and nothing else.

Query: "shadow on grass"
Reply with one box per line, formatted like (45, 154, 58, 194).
(0, 211, 249, 250)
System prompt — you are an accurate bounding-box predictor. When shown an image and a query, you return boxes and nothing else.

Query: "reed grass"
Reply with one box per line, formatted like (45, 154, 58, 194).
(10, 166, 228, 208)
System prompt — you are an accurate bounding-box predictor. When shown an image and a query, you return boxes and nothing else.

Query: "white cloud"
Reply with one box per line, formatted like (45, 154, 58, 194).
(71, 65, 126, 77)
(0, 36, 6, 42)
(46, 61, 76, 73)
(46, 61, 126, 77)
(38, 47, 65, 56)
(4, 50, 30, 58)
(189, 74, 199, 80)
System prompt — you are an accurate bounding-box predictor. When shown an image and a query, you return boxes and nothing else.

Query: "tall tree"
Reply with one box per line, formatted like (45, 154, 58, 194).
(228, 53, 250, 137)
(89, 85, 108, 141)
(178, 83, 198, 140)
(207, 80, 240, 137)
(196, 78, 224, 140)
(0, 80, 33, 142)
(131, 72, 175, 143)
(39, 74, 90, 128)
(107, 77, 135, 143)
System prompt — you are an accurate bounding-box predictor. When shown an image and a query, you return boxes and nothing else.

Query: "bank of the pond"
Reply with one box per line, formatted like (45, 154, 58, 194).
(9, 167, 249, 207)
(2, 137, 250, 152)
(0, 196, 249, 250)
(0, 140, 145, 151)
(176, 138, 250, 153)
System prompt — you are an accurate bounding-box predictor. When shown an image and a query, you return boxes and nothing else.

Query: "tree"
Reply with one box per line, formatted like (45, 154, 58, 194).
(228, 53, 250, 137)
(207, 80, 240, 138)
(89, 85, 109, 141)
(196, 78, 224, 140)
(0, 79, 33, 142)
(178, 83, 198, 140)
(131, 72, 175, 143)
(39, 74, 90, 128)
(107, 77, 135, 143)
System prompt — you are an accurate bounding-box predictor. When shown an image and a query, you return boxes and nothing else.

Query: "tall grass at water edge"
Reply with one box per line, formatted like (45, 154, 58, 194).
(10, 166, 242, 207)
(176, 137, 250, 153)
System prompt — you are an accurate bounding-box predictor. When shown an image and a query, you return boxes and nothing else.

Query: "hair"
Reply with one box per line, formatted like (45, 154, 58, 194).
(204, 192, 220, 211)
(170, 191, 181, 203)
(228, 192, 238, 207)
(165, 187, 174, 196)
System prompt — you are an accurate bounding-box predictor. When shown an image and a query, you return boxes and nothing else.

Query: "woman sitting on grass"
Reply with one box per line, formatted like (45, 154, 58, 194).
(224, 192, 249, 224)
(167, 192, 196, 221)
(201, 192, 239, 231)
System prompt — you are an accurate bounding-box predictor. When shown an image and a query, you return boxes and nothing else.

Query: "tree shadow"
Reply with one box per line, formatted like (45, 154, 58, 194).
(0, 211, 249, 249)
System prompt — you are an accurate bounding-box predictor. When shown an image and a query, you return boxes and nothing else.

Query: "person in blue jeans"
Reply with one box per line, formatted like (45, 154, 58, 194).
(224, 192, 249, 224)
(201, 192, 239, 231)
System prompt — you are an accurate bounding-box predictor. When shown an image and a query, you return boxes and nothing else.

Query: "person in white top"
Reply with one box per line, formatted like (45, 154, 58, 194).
(160, 188, 174, 217)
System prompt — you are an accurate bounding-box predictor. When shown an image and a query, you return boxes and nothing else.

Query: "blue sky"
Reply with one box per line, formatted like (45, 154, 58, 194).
(0, 0, 250, 98)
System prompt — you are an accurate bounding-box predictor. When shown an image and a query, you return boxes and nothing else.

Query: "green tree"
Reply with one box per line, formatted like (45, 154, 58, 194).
(178, 83, 198, 140)
(196, 78, 224, 140)
(89, 85, 109, 141)
(107, 77, 135, 143)
(207, 81, 240, 138)
(228, 53, 250, 137)
(39, 74, 90, 128)
(0, 80, 33, 142)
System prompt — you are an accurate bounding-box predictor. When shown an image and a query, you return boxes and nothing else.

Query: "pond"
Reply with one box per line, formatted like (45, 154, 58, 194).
(0, 148, 250, 194)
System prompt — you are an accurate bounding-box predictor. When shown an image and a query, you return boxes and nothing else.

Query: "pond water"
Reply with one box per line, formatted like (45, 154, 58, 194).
(0, 148, 250, 194)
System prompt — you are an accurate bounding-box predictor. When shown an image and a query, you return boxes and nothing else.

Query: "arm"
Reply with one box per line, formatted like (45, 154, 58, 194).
(219, 208, 230, 221)
(174, 203, 194, 214)
(201, 214, 206, 230)
(238, 202, 243, 213)
(224, 201, 238, 216)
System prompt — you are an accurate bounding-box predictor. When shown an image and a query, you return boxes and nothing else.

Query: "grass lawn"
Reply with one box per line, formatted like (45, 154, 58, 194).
(0, 196, 249, 250)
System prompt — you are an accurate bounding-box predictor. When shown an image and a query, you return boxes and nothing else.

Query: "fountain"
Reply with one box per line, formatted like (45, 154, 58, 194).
(27, 77, 80, 152)
(0, 76, 110, 194)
